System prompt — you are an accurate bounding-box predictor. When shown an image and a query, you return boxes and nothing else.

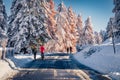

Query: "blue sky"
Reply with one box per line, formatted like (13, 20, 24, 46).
(3, 0, 114, 32)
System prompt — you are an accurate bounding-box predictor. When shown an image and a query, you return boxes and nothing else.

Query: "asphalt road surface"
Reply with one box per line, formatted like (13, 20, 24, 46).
(6, 53, 111, 80)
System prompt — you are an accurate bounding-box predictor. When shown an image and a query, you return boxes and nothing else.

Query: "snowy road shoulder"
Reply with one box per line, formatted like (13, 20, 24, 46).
(0, 60, 14, 79)
(74, 43, 120, 80)
(0, 54, 38, 79)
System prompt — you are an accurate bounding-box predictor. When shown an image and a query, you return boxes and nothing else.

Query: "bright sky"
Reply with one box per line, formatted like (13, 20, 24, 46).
(3, 0, 114, 32)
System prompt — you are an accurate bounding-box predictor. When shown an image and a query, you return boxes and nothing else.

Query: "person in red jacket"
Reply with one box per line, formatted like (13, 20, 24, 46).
(40, 44, 45, 60)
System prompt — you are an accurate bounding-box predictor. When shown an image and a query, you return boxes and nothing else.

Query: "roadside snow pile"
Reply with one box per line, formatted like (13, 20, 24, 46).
(0, 53, 42, 79)
(102, 38, 112, 44)
(0, 60, 12, 79)
(74, 40, 120, 80)
(8, 54, 41, 68)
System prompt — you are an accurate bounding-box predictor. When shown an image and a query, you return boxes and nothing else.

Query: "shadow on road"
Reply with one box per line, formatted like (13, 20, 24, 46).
(22, 53, 100, 73)
(7, 53, 112, 80)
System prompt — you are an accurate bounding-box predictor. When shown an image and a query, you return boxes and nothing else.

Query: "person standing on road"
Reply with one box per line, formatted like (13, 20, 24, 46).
(31, 45, 37, 60)
(70, 46, 72, 54)
(40, 44, 45, 60)
(67, 47, 69, 54)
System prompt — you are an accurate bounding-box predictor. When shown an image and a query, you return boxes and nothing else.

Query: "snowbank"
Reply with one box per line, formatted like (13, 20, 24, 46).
(0, 52, 42, 79)
(7, 53, 45, 68)
(8, 54, 36, 68)
(74, 42, 120, 80)
(0, 60, 13, 79)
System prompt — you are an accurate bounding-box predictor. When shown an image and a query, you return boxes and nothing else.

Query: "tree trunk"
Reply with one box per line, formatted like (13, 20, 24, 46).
(1, 48, 6, 59)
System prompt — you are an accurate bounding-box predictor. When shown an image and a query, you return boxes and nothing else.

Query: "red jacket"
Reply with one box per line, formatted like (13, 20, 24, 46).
(40, 46, 45, 53)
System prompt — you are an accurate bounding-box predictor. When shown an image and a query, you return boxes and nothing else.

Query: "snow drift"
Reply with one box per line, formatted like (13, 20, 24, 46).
(74, 39, 120, 79)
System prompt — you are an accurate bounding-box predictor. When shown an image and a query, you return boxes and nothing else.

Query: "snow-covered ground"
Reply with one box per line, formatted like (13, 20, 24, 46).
(74, 38, 120, 80)
(0, 60, 14, 79)
(1, 38, 120, 80)
(0, 53, 37, 79)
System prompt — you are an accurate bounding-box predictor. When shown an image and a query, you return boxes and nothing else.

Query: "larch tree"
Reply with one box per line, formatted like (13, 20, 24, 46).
(45, 2, 69, 52)
(83, 16, 95, 45)
(94, 31, 102, 44)
(67, 6, 78, 52)
(76, 14, 83, 45)
(76, 14, 84, 51)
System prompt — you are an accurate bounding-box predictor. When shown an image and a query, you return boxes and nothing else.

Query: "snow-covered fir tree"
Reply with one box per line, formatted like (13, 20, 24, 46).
(8, 0, 54, 53)
(46, 2, 78, 53)
(76, 14, 83, 45)
(113, 0, 120, 42)
(106, 17, 115, 38)
(94, 31, 102, 44)
(0, 0, 7, 46)
(0, 0, 8, 59)
(100, 30, 107, 42)
(45, 2, 69, 52)
(67, 6, 78, 52)
(57, 1, 67, 13)
(76, 14, 84, 51)
(83, 16, 95, 45)
(40, 0, 57, 52)
(0, 0, 7, 31)
(42, 0, 56, 39)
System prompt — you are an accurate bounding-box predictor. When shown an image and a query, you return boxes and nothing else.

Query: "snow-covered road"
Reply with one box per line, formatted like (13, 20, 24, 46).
(5, 53, 111, 80)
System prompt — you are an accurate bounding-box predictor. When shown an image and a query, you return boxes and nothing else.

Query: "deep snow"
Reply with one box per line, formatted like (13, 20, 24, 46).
(74, 38, 120, 80)
(0, 52, 36, 79)
(0, 60, 13, 79)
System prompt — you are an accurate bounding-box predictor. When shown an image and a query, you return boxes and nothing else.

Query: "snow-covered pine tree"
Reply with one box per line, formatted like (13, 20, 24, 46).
(94, 31, 102, 44)
(57, 1, 67, 13)
(0, 0, 8, 44)
(46, 2, 78, 53)
(106, 17, 115, 38)
(56, 2, 70, 52)
(83, 16, 95, 45)
(45, 2, 69, 52)
(0, 0, 8, 59)
(40, 0, 57, 52)
(42, 0, 56, 39)
(8, 0, 53, 53)
(76, 14, 84, 51)
(100, 30, 107, 42)
(113, 0, 120, 42)
(76, 14, 83, 45)
(0, 0, 7, 31)
(67, 6, 77, 52)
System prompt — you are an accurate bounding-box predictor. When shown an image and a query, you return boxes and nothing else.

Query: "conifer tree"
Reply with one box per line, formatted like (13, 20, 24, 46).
(45, 2, 69, 52)
(0, 0, 8, 59)
(76, 14, 83, 45)
(94, 31, 102, 44)
(0, 0, 8, 43)
(83, 16, 95, 45)
(106, 17, 114, 38)
(46, 2, 78, 53)
(8, 0, 54, 52)
(67, 6, 77, 52)
(113, 0, 120, 42)
(100, 30, 107, 42)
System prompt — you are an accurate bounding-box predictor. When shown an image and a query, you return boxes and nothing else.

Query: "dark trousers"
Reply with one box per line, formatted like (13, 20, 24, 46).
(32, 49, 37, 60)
(41, 53, 44, 60)
(34, 52, 36, 60)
